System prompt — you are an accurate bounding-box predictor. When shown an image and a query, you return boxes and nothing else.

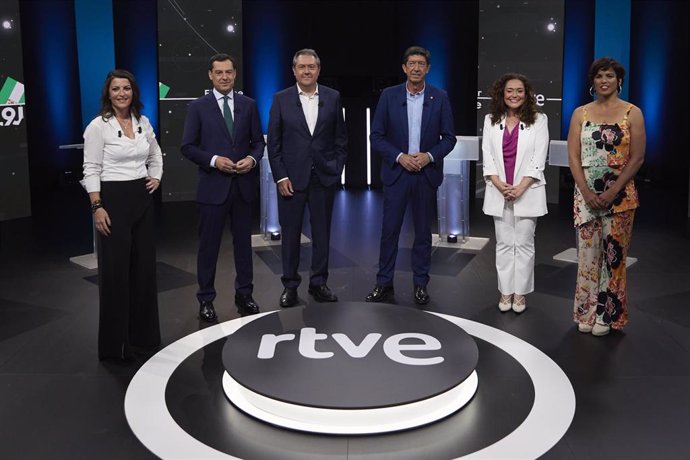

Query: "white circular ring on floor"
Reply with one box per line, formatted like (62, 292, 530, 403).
(125, 311, 575, 459)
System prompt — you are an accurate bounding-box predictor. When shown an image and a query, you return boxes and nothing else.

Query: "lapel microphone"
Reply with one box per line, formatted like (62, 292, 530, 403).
(118, 128, 142, 137)
(499, 124, 503, 130)
(520, 123, 525, 130)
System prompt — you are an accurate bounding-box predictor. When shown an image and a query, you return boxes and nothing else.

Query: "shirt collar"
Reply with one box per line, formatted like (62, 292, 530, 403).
(297, 83, 319, 97)
(406, 83, 425, 97)
(213, 88, 234, 100)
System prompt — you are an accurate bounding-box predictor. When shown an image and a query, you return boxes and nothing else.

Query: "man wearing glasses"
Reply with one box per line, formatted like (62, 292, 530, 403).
(268, 49, 348, 308)
(366, 46, 456, 306)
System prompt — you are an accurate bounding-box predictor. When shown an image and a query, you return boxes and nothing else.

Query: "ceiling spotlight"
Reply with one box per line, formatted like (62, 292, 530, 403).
(2, 20, 11, 30)
(547, 23, 556, 32)
(226, 24, 235, 33)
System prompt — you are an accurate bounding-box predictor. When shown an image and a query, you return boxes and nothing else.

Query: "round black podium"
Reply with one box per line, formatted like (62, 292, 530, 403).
(221, 302, 479, 434)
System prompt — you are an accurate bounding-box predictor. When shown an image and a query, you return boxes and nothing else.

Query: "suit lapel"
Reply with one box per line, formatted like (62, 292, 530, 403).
(233, 95, 243, 139)
(420, 88, 433, 136)
(514, 122, 530, 174)
(493, 119, 506, 179)
(291, 88, 311, 136)
(312, 89, 327, 138)
(398, 86, 409, 147)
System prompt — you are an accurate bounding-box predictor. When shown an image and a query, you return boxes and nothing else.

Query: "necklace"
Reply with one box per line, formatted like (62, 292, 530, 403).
(117, 116, 131, 131)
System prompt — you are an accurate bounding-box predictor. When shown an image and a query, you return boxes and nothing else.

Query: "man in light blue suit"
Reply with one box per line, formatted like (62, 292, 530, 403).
(181, 53, 265, 322)
(366, 46, 456, 305)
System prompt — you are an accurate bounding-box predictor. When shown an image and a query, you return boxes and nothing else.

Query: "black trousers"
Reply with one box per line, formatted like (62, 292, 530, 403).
(97, 179, 160, 359)
(278, 172, 336, 289)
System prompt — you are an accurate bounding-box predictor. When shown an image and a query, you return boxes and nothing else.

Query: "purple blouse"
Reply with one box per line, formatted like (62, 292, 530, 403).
(502, 124, 519, 185)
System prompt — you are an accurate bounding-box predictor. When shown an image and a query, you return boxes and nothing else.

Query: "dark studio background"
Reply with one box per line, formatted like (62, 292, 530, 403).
(6, 0, 689, 239)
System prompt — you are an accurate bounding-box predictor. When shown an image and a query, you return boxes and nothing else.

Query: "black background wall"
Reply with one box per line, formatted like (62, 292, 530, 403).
(11, 0, 690, 233)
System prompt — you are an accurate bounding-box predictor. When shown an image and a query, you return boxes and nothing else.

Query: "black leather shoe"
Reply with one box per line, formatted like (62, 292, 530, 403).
(279, 288, 298, 308)
(308, 285, 338, 302)
(199, 300, 218, 322)
(235, 293, 260, 315)
(414, 285, 430, 305)
(365, 285, 394, 303)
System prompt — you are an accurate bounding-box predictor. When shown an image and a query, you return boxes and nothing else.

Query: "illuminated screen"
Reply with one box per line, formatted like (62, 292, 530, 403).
(157, 0, 243, 202)
(0, 0, 30, 220)
(476, 0, 564, 139)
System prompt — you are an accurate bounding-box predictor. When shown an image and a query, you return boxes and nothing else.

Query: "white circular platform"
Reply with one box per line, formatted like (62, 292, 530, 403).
(222, 369, 478, 434)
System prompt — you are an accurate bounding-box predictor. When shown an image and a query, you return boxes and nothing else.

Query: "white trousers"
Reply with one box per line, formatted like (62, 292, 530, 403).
(493, 202, 537, 295)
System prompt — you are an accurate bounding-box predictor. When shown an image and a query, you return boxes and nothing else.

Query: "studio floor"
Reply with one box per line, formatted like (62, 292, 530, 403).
(1, 185, 689, 459)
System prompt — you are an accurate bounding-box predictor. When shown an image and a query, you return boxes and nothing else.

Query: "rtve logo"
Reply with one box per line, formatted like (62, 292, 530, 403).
(257, 327, 444, 365)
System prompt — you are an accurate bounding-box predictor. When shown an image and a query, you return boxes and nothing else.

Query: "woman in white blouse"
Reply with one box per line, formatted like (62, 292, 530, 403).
(481, 73, 549, 313)
(82, 69, 163, 360)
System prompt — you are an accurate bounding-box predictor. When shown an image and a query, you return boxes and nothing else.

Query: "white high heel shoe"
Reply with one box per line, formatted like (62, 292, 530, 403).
(512, 295, 526, 313)
(498, 294, 513, 312)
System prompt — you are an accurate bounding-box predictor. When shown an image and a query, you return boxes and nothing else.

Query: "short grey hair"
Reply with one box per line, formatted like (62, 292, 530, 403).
(292, 48, 321, 67)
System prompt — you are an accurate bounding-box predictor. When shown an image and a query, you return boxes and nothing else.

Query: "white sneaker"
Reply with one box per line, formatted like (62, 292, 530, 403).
(512, 295, 526, 313)
(592, 322, 611, 336)
(578, 323, 593, 333)
(498, 295, 512, 312)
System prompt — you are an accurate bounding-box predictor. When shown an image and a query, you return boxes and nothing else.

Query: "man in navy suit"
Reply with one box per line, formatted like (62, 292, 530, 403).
(365, 46, 456, 305)
(267, 49, 348, 308)
(181, 53, 265, 321)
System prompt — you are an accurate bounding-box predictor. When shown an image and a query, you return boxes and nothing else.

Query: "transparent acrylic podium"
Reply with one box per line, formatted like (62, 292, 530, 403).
(60, 142, 99, 269)
(252, 147, 310, 247)
(434, 136, 488, 251)
(548, 140, 636, 267)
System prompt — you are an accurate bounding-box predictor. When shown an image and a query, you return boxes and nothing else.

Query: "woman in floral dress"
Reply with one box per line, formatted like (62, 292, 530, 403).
(566, 57, 646, 336)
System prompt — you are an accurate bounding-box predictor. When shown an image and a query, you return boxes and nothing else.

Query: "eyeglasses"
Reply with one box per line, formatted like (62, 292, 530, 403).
(406, 61, 428, 69)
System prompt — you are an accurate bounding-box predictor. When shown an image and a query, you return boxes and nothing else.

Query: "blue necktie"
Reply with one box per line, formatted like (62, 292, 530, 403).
(223, 95, 234, 139)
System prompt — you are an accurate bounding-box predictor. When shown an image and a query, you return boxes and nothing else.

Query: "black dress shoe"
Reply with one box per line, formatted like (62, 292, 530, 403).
(199, 300, 218, 322)
(308, 285, 338, 302)
(279, 288, 298, 308)
(414, 285, 430, 305)
(365, 285, 394, 303)
(235, 293, 260, 315)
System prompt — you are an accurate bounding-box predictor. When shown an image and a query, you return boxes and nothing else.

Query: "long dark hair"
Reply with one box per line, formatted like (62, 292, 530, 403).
(98, 69, 143, 121)
(488, 73, 539, 126)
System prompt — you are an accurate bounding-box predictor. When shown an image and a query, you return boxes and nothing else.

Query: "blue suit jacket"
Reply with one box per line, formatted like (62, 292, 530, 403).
(370, 83, 456, 187)
(267, 85, 347, 190)
(181, 92, 265, 204)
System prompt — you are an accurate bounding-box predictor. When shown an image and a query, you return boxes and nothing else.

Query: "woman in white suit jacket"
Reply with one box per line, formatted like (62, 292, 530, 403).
(482, 73, 549, 313)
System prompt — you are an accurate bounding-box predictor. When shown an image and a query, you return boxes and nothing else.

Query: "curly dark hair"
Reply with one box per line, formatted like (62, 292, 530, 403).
(98, 69, 143, 121)
(487, 73, 539, 126)
(588, 57, 625, 87)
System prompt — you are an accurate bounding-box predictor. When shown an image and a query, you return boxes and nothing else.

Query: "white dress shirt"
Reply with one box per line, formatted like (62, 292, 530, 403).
(82, 114, 163, 193)
(298, 83, 319, 135)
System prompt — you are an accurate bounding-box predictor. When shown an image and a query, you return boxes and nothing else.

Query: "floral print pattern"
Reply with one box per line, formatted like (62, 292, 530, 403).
(603, 234, 624, 274)
(596, 289, 623, 324)
(574, 210, 634, 329)
(593, 172, 627, 209)
(592, 124, 623, 152)
(573, 105, 638, 330)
